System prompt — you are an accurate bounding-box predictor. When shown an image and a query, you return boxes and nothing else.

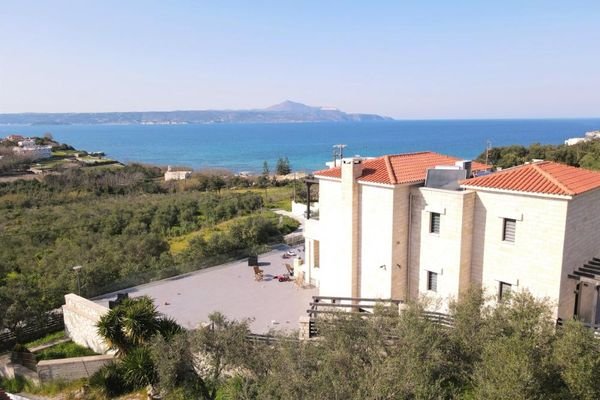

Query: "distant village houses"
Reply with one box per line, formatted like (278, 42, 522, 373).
(164, 165, 192, 181)
(5, 134, 25, 142)
(564, 130, 600, 146)
(6, 136, 52, 160)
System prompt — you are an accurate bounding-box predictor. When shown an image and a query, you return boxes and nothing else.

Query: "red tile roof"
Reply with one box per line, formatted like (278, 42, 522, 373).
(461, 161, 600, 196)
(314, 152, 489, 185)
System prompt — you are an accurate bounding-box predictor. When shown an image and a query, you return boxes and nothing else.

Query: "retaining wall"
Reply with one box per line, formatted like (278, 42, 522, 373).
(37, 354, 115, 383)
(62, 294, 110, 354)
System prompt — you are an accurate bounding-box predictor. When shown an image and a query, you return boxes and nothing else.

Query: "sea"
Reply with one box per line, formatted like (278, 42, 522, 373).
(2, 119, 599, 173)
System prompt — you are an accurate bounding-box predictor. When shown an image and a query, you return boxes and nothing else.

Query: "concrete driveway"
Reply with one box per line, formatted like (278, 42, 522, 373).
(94, 245, 316, 334)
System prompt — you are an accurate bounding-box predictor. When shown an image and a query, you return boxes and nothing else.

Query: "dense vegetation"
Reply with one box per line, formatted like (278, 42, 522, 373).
(476, 140, 600, 170)
(19, 290, 600, 400)
(0, 164, 300, 341)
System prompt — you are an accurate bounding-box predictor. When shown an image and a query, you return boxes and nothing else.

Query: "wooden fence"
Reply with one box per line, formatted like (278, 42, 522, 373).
(0, 310, 64, 352)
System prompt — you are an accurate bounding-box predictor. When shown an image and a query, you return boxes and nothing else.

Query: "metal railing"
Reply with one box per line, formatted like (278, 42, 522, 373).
(306, 296, 454, 338)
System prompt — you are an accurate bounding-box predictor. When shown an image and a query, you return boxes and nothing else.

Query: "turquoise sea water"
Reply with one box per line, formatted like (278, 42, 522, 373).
(2, 120, 600, 173)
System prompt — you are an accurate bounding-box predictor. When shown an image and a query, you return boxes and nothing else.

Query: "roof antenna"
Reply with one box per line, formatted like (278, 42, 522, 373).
(333, 144, 347, 166)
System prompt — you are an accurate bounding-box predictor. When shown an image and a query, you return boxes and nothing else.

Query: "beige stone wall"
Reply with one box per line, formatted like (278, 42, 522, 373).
(37, 354, 115, 383)
(62, 294, 110, 354)
(471, 191, 569, 317)
(561, 188, 600, 321)
(391, 185, 411, 300)
(408, 187, 475, 309)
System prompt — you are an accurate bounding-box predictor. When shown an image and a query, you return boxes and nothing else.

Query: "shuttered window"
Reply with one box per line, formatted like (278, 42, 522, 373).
(430, 212, 441, 234)
(427, 271, 438, 292)
(502, 218, 516, 242)
(499, 282, 512, 301)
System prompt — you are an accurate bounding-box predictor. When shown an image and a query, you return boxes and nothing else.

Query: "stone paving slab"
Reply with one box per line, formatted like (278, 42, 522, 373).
(94, 245, 316, 334)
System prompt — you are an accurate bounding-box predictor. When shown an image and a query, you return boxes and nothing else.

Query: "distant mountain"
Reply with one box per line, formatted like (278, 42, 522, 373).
(0, 101, 392, 125)
(265, 100, 319, 113)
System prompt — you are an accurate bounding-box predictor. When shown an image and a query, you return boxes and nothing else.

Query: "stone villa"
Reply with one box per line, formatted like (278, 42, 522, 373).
(301, 151, 600, 324)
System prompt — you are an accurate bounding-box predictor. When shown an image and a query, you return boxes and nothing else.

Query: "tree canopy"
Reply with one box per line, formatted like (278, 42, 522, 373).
(476, 140, 600, 170)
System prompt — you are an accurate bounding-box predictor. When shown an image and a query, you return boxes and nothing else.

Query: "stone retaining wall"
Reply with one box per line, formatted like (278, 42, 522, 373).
(37, 354, 115, 383)
(62, 293, 110, 354)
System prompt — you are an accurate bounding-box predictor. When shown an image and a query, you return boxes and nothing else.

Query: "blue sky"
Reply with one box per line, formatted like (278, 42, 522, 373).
(1, 1, 599, 118)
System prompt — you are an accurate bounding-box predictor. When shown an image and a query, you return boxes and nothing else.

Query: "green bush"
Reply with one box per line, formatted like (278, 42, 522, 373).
(0, 375, 28, 393)
(89, 362, 132, 398)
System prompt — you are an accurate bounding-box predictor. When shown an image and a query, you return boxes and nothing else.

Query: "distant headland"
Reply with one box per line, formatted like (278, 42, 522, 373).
(0, 100, 393, 125)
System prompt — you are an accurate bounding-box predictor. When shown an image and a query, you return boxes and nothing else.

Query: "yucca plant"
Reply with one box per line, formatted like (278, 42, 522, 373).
(97, 296, 182, 357)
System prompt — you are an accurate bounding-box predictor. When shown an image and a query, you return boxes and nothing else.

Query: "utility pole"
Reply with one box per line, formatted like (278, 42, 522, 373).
(72, 265, 82, 296)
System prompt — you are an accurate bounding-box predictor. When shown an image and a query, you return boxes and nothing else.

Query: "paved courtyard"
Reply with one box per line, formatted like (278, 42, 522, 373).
(94, 245, 317, 334)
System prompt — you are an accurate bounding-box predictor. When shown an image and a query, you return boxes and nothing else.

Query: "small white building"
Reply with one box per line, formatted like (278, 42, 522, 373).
(302, 151, 600, 324)
(565, 137, 588, 146)
(165, 166, 192, 181)
(585, 130, 600, 140)
(12, 139, 52, 160)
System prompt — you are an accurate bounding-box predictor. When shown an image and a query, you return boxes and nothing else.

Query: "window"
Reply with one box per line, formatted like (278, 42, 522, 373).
(430, 212, 441, 234)
(502, 218, 516, 242)
(427, 271, 438, 292)
(499, 282, 512, 301)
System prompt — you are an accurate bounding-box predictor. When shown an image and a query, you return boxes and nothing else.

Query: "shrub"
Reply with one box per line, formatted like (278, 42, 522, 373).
(89, 362, 131, 398)
(0, 375, 28, 393)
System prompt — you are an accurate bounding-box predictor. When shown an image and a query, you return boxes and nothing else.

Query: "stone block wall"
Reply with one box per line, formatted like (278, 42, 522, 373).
(62, 294, 110, 354)
(37, 354, 115, 383)
(471, 191, 568, 317)
(561, 188, 600, 321)
(409, 187, 475, 309)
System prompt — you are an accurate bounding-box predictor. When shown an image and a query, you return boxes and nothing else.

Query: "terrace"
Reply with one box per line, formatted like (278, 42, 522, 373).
(94, 245, 317, 334)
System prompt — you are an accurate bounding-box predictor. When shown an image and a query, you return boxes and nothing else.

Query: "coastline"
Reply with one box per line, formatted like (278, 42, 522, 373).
(2, 119, 600, 173)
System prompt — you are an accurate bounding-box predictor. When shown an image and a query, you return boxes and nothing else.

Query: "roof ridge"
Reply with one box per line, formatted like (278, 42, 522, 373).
(387, 151, 433, 158)
(383, 155, 398, 184)
(531, 163, 575, 195)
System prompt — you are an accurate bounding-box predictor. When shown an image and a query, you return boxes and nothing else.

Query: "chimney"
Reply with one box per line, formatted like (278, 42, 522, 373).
(341, 158, 363, 184)
(340, 157, 363, 299)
